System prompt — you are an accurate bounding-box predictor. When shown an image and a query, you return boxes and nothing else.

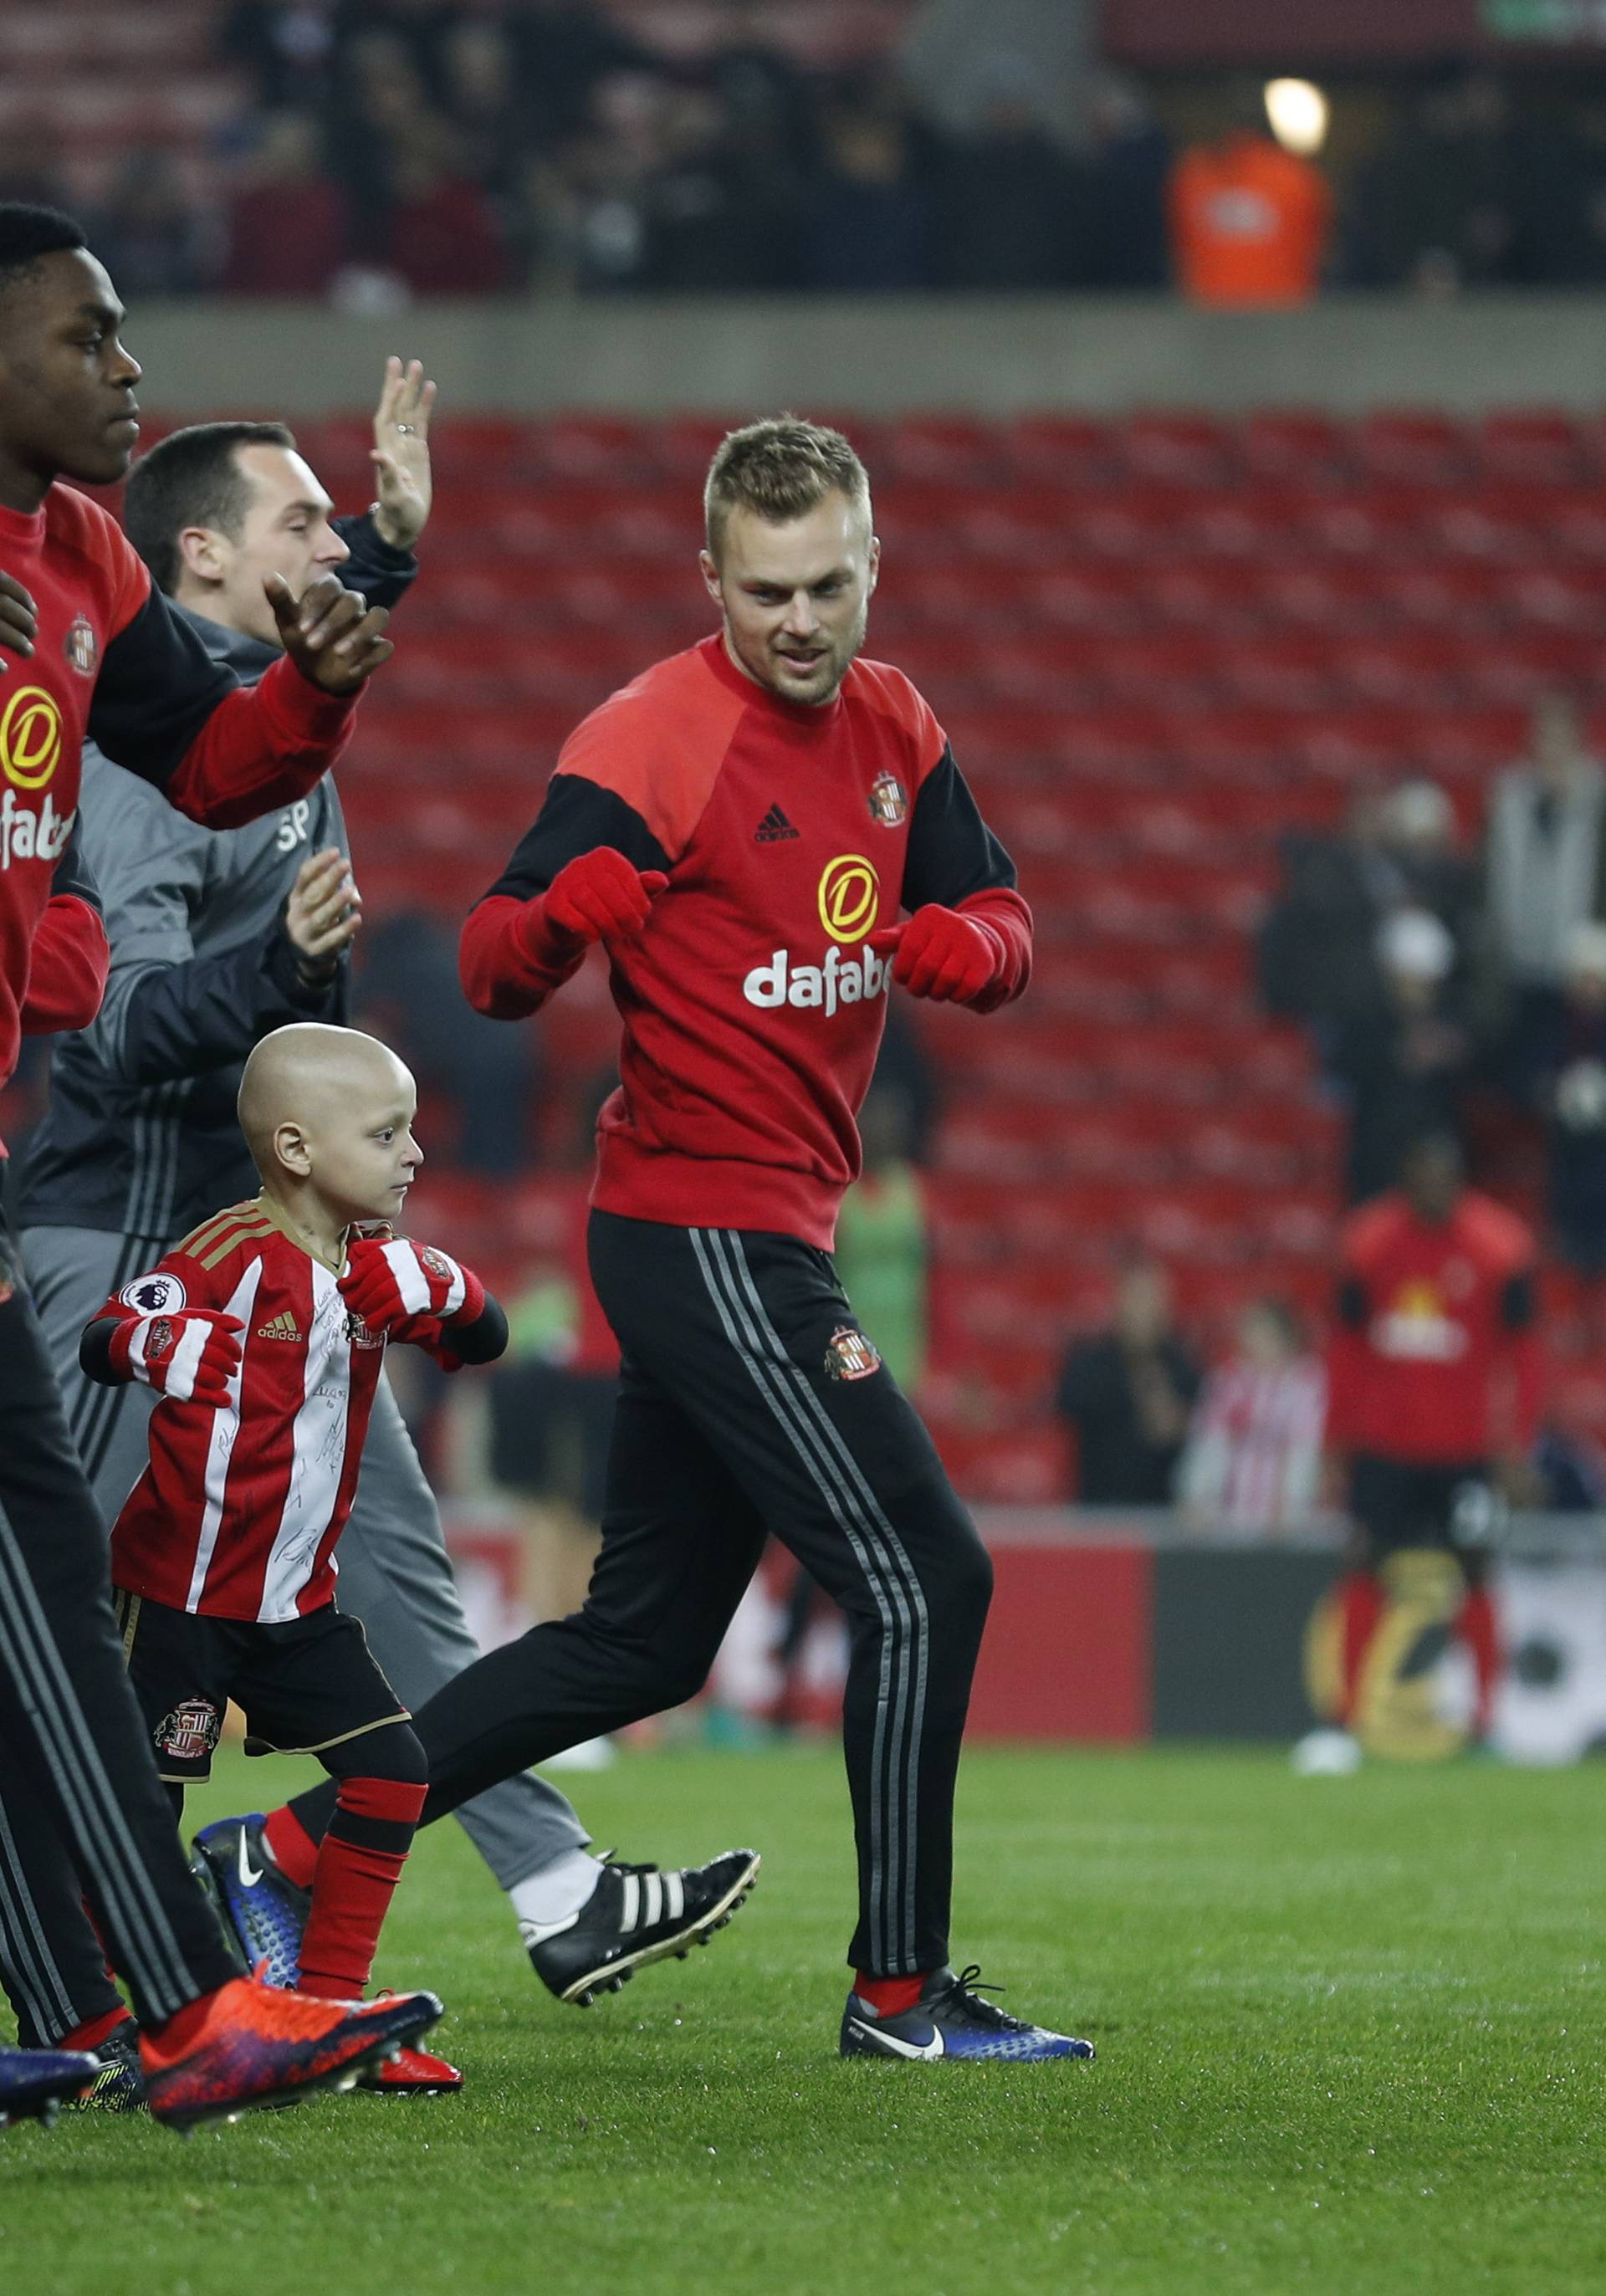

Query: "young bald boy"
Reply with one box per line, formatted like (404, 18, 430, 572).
(79, 1024, 506, 2091)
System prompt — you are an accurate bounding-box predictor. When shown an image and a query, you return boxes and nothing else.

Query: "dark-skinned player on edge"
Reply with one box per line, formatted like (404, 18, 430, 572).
(0, 203, 438, 2131)
(240, 416, 1095, 2064)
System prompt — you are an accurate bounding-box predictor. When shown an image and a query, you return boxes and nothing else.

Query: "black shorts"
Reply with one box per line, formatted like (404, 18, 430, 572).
(113, 1591, 409, 1784)
(1349, 1455, 1497, 1575)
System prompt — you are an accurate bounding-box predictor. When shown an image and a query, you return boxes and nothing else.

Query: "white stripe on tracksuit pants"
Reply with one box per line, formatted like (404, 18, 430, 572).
(350, 1211, 994, 1980)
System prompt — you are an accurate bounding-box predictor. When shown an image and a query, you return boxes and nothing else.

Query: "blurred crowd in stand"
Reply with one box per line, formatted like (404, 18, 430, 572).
(11, 4, 1606, 303)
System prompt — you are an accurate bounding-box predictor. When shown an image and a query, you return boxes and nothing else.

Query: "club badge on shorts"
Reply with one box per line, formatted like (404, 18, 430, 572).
(824, 1325, 882, 1381)
(154, 1700, 222, 1764)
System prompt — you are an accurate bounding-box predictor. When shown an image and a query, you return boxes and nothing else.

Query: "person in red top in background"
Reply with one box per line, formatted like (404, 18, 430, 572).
(1168, 87, 1332, 308)
(244, 415, 1091, 2064)
(83, 1024, 508, 2092)
(0, 202, 434, 2130)
(1317, 1133, 1541, 1759)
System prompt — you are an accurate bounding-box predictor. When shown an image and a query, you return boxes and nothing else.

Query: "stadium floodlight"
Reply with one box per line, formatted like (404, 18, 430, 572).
(1264, 77, 1330, 156)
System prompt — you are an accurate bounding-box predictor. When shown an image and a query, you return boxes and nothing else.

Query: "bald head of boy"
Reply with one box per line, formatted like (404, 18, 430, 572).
(239, 1023, 422, 1238)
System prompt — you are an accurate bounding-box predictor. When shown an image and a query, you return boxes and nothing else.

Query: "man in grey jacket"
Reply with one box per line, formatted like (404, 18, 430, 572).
(7, 366, 755, 2084)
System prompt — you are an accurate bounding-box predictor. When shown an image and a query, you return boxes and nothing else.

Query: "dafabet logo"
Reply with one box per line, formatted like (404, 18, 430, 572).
(0, 683, 74, 871)
(744, 853, 889, 1018)
(1, 686, 62, 790)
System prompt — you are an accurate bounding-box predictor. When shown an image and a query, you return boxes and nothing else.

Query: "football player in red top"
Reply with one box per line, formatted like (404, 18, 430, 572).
(1317, 1133, 1542, 1757)
(0, 201, 432, 2128)
(82, 1023, 506, 2090)
(257, 417, 1091, 2062)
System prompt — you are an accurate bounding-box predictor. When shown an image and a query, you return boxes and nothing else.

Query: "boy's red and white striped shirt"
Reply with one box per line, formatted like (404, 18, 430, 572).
(100, 1198, 389, 1622)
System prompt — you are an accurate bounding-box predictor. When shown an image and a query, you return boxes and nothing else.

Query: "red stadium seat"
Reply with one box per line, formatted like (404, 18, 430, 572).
(997, 415, 1120, 488)
(1119, 412, 1240, 489)
(882, 416, 1004, 487)
(1355, 411, 1475, 488)
(1240, 410, 1354, 486)
(1478, 410, 1593, 487)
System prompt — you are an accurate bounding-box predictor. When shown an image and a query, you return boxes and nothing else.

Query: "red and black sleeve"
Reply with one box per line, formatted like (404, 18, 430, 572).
(89, 578, 358, 830)
(19, 821, 110, 1036)
(460, 773, 672, 1020)
(900, 747, 1033, 1010)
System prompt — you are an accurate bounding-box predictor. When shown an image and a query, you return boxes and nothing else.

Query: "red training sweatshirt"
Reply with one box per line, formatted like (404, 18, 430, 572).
(461, 635, 1031, 1248)
(0, 484, 360, 1114)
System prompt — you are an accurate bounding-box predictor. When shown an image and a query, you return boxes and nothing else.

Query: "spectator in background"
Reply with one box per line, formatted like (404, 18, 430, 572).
(381, 123, 510, 294)
(708, 0, 821, 181)
(223, 111, 352, 294)
(806, 87, 934, 291)
(1347, 69, 1514, 293)
(1077, 72, 1171, 289)
(1167, 80, 1331, 307)
(1177, 1299, 1327, 1537)
(90, 154, 220, 296)
(505, 0, 652, 151)
(1486, 689, 1605, 1049)
(441, 17, 529, 201)
(221, 1, 340, 111)
(943, 59, 1078, 288)
(1526, 922, 1606, 1279)
(1056, 1258, 1201, 1505)
(1260, 788, 1401, 1036)
(1332, 908, 1476, 1204)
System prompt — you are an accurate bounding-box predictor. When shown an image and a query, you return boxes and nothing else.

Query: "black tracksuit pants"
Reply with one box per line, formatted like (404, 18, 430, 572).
(296, 1213, 994, 1976)
(0, 1212, 239, 2043)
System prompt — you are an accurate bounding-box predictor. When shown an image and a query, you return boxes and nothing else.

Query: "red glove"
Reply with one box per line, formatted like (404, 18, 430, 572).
(106, 1310, 243, 1407)
(339, 1236, 485, 1339)
(527, 848, 668, 953)
(867, 905, 1001, 1005)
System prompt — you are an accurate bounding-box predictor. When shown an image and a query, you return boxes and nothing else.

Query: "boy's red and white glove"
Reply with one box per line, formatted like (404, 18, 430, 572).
(339, 1236, 484, 1339)
(106, 1310, 243, 1407)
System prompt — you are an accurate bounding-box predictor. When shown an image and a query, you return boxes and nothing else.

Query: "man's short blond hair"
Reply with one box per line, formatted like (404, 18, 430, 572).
(703, 415, 872, 563)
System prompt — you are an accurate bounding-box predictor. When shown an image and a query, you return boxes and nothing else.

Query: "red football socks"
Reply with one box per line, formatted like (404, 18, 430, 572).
(1336, 1569, 1385, 1727)
(60, 2005, 131, 2053)
(854, 1971, 928, 2017)
(1456, 1583, 1502, 1738)
(263, 1803, 320, 1890)
(296, 1776, 427, 1999)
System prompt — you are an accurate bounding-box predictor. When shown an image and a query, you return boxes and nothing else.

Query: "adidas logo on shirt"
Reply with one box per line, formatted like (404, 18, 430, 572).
(256, 1311, 302, 1342)
(754, 804, 800, 844)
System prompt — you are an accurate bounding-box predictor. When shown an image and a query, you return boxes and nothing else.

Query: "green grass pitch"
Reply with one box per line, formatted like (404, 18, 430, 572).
(3, 1740, 1602, 2296)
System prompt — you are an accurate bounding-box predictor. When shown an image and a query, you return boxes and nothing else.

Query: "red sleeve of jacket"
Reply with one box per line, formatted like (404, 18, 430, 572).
(459, 892, 587, 1020)
(20, 897, 110, 1036)
(956, 887, 1033, 1011)
(161, 654, 359, 829)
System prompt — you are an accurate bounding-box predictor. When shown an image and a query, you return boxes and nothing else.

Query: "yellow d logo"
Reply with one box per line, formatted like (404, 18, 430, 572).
(0, 686, 62, 791)
(818, 854, 879, 944)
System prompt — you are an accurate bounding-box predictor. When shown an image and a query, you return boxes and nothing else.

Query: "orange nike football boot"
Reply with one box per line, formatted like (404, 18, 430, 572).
(141, 1974, 442, 2131)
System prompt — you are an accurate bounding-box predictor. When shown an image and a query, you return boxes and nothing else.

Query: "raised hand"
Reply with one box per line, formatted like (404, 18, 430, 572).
(284, 846, 362, 980)
(0, 571, 38, 664)
(370, 355, 436, 550)
(867, 905, 1000, 1005)
(534, 848, 668, 951)
(265, 571, 393, 695)
(340, 1235, 485, 1337)
(107, 1309, 243, 1406)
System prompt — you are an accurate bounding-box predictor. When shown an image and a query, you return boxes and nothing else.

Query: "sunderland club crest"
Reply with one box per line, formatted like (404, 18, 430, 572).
(824, 1325, 882, 1382)
(155, 1700, 222, 1764)
(867, 770, 908, 828)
